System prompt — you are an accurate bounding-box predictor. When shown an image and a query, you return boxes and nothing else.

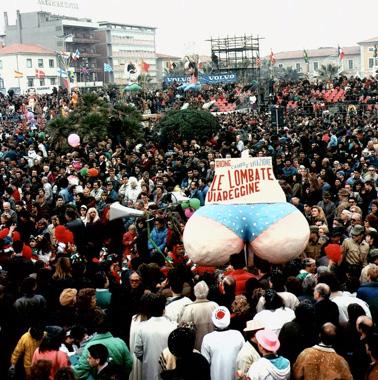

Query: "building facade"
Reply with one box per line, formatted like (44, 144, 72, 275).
(273, 46, 360, 77)
(4, 11, 103, 89)
(358, 37, 378, 77)
(0, 43, 58, 94)
(96, 22, 157, 86)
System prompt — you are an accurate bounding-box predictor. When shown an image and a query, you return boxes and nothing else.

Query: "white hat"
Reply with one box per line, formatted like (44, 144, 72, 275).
(212, 306, 230, 329)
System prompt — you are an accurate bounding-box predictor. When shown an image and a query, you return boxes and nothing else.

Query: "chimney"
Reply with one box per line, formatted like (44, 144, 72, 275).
(3, 12, 8, 28)
(16, 10, 22, 43)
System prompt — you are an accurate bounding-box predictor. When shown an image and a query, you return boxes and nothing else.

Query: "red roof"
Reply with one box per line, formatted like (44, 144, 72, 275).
(0, 44, 55, 56)
(270, 46, 359, 60)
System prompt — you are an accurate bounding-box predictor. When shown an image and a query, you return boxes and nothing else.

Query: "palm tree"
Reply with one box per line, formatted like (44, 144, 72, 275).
(46, 93, 142, 152)
(277, 67, 304, 82)
(317, 64, 340, 80)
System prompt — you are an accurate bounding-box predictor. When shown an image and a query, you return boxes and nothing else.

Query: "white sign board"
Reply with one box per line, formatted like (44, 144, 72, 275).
(206, 157, 286, 205)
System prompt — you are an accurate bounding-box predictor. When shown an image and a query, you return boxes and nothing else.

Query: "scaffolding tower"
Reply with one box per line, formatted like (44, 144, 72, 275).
(208, 35, 262, 84)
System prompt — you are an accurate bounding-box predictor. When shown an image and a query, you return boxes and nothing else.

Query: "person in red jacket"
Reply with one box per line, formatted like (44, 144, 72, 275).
(224, 252, 256, 295)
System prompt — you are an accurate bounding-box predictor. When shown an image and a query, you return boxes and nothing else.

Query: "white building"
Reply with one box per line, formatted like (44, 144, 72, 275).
(273, 46, 360, 77)
(0, 43, 59, 94)
(357, 36, 378, 77)
(96, 22, 157, 85)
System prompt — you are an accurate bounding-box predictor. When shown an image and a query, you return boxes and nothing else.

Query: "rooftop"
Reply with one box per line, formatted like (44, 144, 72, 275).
(273, 46, 359, 60)
(0, 43, 55, 55)
(357, 36, 378, 44)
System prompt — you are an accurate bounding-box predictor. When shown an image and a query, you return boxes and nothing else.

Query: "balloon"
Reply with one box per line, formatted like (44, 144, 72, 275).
(80, 167, 88, 176)
(26, 111, 34, 121)
(185, 208, 195, 219)
(189, 198, 201, 210)
(181, 200, 190, 210)
(68, 133, 80, 148)
(88, 168, 99, 177)
(72, 161, 82, 171)
(38, 132, 45, 140)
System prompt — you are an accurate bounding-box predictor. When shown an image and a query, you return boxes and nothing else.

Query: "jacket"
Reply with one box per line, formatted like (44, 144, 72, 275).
(357, 282, 378, 322)
(180, 299, 219, 350)
(73, 332, 133, 379)
(248, 355, 290, 380)
(148, 227, 167, 252)
(293, 345, 352, 380)
(11, 330, 44, 376)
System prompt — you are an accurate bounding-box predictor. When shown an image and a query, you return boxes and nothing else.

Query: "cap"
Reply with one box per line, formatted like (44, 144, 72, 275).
(212, 306, 231, 329)
(369, 249, 378, 259)
(336, 170, 345, 177)
(255, 329, 280, 352)
(244, 319, 265, 332)
(351, 224, 365, 236)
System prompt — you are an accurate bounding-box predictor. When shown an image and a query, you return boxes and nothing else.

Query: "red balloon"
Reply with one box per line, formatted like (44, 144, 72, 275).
(88, 168, 99, 177)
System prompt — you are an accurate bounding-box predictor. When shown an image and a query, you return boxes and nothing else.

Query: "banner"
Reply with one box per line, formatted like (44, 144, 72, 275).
(164, 72, 237, 85)
(206, 157, 286, 205)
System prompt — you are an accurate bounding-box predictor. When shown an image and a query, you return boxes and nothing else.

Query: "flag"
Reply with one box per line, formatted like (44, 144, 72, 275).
(35, 69, 45, 79)
(338, 45, 345, 60)
(303, 49, 309, 64)
(80, 66, 89, 74)
(57, 68, 68, 78)
(14, 70, 23, 78)
(104, 63, 113, 72)
(71, 49, 80, 61)
(256, 57, 261, 67)
(140, 59, 150, 73)
(374, 45, 378, 58)
(269, 50, 276, 65)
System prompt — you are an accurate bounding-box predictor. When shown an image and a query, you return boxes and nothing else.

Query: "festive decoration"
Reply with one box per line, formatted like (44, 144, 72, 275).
(67, 133, 80, 147)
(54, 225, 74, 245)
(183, 157, 310, 266)
(189, 198, 201, 210)
(80, 167, 88, 176)
(88, 168, 99, 177)
(184, 208, 195, 219)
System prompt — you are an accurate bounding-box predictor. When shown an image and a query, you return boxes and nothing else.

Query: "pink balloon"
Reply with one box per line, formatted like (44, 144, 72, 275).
(72, 161, 82, 170)
(185, 208, 195, 219)
(68, 133, 80, 147)
(27, 111, 34, 121)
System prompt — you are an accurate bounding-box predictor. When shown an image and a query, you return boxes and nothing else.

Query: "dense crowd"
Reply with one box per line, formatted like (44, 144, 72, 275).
(0, 75, 377, 380)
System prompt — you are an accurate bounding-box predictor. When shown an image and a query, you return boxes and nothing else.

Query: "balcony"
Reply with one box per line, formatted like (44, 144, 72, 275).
(80, 52, 101, 58)
(71, 37, 100, 44)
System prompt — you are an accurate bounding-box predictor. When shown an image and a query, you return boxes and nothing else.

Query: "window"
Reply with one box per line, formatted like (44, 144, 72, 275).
(49, 59, 54, 68)
(0, 60, 2, 69)
(50, 78, 56, 85)
(313, 61, 319, 71)
(38, 59, 44, 68)
(369, 58, 374, 68)
(348, 60, 353, 69)
(39, 79, 45, 86)
(28, 78, 34, 87)
(26, 58, 32, 68)
(296, 63, 301, 71)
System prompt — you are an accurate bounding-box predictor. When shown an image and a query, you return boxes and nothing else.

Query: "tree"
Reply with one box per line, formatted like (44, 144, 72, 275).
(46, 93, 142, 152)
(277, 67, 304, 82)
(158, 108, 220, 147)
(317, 64, 340, 80)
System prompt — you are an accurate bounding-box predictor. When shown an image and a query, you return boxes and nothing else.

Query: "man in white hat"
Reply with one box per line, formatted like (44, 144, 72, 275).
(201, 306, 244, 380)
(247, 328, 290, 380)
(236, 319, 264, 379)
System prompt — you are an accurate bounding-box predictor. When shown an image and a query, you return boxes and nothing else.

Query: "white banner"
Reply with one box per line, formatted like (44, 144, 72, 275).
(206, 157, 286, 204)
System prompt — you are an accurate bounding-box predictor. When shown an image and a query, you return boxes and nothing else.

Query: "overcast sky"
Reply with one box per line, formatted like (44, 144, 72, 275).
(1, 0, 378, 57)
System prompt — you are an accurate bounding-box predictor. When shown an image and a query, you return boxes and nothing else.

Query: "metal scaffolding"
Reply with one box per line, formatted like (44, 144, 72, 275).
(207, 35, 263, 84)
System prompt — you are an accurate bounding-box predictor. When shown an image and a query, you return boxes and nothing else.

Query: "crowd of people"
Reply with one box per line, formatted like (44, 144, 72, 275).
(0, 74, 377, 380)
